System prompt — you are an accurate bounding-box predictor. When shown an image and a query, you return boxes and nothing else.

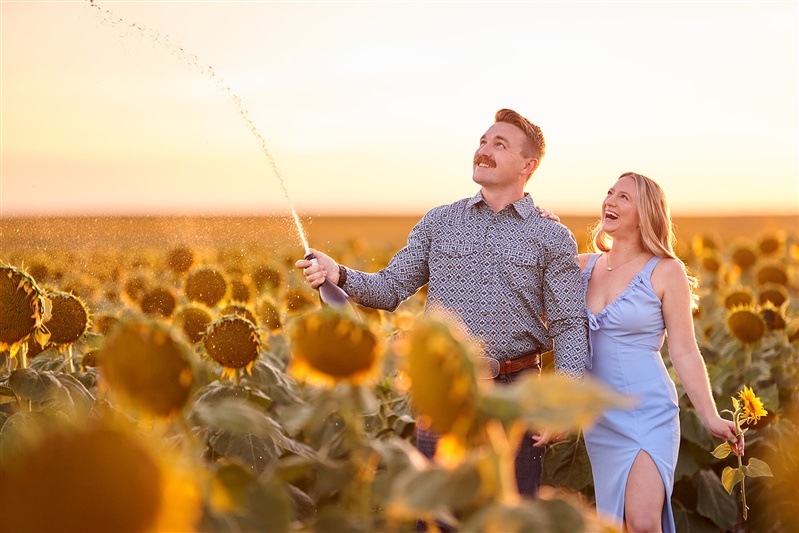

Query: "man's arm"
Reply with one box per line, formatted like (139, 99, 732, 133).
(341, 210, 435, 311)
(542, 226, 588, 381)
(296, 210, 436, 312)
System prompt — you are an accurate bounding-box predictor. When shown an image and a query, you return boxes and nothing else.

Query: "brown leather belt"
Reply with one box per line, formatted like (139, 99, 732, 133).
(498, 352, 541, 375)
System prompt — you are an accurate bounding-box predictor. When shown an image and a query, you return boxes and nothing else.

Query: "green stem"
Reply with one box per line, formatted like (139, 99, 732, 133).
(64, 345, 75, 374)
(177, 413, 213, 505)
(18, 343, 30, 412)
(343, 385, 370, 520)
(736, 447, 747, 520)
(18, 342, 28, 371)
(734, 412, 748, 520)
(178, 412, 204, 462)
(744, 343, 752, 369)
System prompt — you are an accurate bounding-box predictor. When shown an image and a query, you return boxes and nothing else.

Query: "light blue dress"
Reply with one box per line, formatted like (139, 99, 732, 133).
(582, 254, 679, 533)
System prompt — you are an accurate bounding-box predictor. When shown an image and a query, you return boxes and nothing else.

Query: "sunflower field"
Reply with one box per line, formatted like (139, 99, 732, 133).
(0, 215, 797, 533)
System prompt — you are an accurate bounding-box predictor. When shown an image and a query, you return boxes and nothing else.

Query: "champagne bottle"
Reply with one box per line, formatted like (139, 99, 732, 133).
(304, 252, 358, 315)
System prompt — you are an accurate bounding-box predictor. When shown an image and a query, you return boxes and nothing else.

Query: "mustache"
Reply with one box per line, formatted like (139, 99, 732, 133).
(474, 155, 496, 167)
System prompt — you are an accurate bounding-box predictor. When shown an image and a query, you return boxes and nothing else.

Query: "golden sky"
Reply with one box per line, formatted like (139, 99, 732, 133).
(1, 0, 797, 217)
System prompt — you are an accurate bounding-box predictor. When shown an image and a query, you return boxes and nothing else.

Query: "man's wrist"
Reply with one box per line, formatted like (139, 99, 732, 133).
(336, 265, 348, 288)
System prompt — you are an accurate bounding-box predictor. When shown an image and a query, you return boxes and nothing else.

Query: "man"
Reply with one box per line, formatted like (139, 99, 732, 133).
(296, 109, 587, 498)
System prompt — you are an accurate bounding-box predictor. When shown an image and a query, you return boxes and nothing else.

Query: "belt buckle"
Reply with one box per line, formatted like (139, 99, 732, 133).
(475, 357, 500, 379)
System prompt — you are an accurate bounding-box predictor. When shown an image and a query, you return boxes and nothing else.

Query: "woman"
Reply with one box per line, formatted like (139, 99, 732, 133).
(540, 172, 741, 533)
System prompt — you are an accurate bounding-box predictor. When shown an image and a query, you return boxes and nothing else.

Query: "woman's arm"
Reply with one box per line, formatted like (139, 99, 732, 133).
(655, 259, 743, 453)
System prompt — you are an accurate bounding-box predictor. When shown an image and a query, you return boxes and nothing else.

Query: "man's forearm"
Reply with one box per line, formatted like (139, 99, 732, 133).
(551, 317, 588, 381)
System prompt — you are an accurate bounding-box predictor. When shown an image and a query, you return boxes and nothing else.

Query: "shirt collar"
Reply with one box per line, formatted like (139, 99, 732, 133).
(469, 191, 536, 219)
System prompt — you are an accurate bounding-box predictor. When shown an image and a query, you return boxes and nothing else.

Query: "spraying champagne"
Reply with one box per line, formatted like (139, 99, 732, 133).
(304, 252, 359, 317)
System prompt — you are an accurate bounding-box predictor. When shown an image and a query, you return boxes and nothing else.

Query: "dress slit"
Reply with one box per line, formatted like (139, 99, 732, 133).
(622, 449, 671, 532)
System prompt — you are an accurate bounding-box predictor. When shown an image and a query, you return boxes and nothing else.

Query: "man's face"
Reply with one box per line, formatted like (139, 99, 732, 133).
(472, 122, 536, 187)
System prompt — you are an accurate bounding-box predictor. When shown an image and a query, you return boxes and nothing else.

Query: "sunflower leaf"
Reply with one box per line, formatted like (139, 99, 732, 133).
(720, 465, 744, 494)
(742, 457, 773, 478)
(542, 435, 593, 491)
(710, 441, 732, 459)
(8, 368, 65, 402)
(0, 386, 17, 406)
(696, 468, 738, 530)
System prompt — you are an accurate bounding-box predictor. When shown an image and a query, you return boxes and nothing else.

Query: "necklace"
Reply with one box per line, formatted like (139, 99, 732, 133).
(605, 252, 642, 271)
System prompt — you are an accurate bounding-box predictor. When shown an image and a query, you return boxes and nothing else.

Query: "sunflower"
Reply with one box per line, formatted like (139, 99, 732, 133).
(0, 264, 51, 361)
(166, 245, 195, 274)
(355, 304, 384, 328)
(173, 304, 214, 344)
(184, 266, 229, 308)
(288, 307, 380, 387)
(726, 305, 766, 345)
(26, 260, 50, 283)
(757, 233, 784, 256)
(284, 288, 316, 314)
(691, 234, 719, 257)
(0, 420, 201, 533)
(140, 285, 178, 318)
(100, 319, 196, 418)
(756, 263, 789, 286)
(229, 277, 254, 304)
(730, 243, 758, 271)
(699, 250, 722, 274)
(91, 313, 120, 336)
(44, 291, 90, 346)
(787, 318, 799, 343)
(122, 271, 150, 306)
(758, 283, 789, 308)
(405, 316, 479, 437)
(203, 315, 262, 379)
(251, 265, 282, 294)
(737, 386, 768, 425)
(256, 296, 283, 333)
(723, 288, 754, 310)
(220, 303, 259, 328)
(759, 301, 786, 331)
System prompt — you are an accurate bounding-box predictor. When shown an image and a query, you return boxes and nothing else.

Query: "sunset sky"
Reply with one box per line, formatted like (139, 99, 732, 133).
(1, 1, 797, 218)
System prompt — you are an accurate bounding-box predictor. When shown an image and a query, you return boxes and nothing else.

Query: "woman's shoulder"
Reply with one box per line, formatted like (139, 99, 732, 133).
(651, 257, 690, 287)
(578, 253, 597, 270)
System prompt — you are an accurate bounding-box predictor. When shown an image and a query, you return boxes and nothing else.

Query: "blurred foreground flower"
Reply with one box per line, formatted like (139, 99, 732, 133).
(711, 386, 773, 520)
(288, 307, 380, 387)
(100, 319, 196, 418)
(0, 420, 201, 533)
(405, 317, 479, 438)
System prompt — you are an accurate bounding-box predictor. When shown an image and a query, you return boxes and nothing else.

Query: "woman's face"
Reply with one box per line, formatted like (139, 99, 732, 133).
(601, 175, 639, 236)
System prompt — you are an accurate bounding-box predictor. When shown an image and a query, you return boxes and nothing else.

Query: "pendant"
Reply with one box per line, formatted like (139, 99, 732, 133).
(607, 267, 612, 271)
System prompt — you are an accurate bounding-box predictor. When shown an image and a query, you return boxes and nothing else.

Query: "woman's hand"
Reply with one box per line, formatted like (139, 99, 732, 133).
(706, 414, 744, 456)
(536, 205, 561, 223)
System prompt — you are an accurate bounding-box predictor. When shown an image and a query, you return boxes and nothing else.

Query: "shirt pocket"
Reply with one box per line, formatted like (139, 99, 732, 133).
(429, 240, 477, 283)
(435, 240, 476, 258)
(500, 247, 541, 292)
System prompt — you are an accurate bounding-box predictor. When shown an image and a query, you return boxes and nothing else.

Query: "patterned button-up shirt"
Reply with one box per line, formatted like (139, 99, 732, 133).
(341, 191, 587, 380)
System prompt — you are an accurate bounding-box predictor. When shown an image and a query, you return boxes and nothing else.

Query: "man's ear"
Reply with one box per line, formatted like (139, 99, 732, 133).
(523, 158, 540, 174)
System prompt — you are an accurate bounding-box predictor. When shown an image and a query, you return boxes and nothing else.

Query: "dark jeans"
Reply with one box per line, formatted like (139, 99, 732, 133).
(416, 427, 544, 497)
(416, 365, 543, 531)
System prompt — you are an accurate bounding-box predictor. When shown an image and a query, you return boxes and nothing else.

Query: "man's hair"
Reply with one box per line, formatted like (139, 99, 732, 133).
(494, 109, 546, 160)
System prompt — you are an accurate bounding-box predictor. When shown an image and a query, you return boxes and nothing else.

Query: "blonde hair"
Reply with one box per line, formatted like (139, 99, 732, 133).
(590, 172, 699, 303)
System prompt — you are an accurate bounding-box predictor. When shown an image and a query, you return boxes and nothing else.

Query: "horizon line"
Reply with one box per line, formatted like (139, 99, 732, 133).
(2, 211, 798, 220)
